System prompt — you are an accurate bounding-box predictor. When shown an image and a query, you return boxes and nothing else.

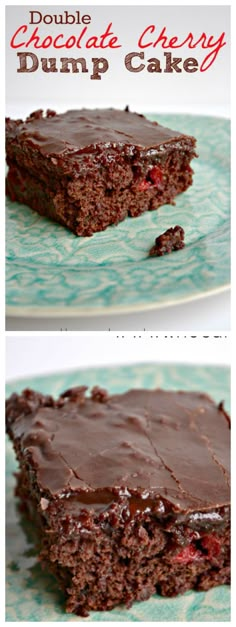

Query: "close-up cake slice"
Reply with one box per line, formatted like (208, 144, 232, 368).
(6, 385, 230, 616)
(5, 108, 197, 236)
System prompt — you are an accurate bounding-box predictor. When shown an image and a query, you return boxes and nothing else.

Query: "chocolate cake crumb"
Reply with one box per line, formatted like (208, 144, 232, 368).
(91, 386, 109, 403)
(60, 386, 88, 403)
(149, 225, 185, 257)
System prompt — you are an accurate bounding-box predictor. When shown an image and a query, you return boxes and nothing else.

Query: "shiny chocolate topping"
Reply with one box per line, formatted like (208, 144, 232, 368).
(5, 108, 195, 158)
(6, 387, 230, 515)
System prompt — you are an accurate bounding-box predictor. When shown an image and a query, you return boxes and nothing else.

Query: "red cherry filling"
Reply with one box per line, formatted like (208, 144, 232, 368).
(200, 533, 222, 558)
(137, 165, 163, 191)
(173, 544, 202, 564)
(138, 179, 152, 192)
(148, 165, 163, 186)
(173, 533, 222, 564)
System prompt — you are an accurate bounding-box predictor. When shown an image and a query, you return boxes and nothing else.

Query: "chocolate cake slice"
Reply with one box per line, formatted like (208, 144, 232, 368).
(6, 386, 230, 616)
(5, 109, 197, 236)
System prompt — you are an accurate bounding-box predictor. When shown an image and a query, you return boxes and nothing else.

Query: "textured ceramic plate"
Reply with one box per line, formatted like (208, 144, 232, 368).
(6, 363, 230, 621)
(6, 114, 230, 317)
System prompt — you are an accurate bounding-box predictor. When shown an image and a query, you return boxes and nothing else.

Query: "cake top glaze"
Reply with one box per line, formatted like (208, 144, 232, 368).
(5, 108, 195, 157)
(6, 386, 230, 515)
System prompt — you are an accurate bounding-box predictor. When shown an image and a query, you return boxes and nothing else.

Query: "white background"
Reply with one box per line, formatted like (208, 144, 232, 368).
(6, 4, 230, 117)
(6, 334, 230, 381)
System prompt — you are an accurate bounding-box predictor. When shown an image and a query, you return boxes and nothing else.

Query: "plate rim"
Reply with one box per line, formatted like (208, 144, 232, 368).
(6, 283, 230, 318)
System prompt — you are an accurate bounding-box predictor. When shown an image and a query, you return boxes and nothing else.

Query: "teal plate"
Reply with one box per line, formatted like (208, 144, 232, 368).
(6, 115, 230, 317)
(6, 363, 230, 621)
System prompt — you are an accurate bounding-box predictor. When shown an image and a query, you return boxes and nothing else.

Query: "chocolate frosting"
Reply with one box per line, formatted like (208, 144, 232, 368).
(6, 108, 195, 158)
(6, 387, 230, 514)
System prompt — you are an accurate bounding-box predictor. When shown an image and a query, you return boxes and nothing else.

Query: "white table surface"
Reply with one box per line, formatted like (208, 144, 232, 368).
(6, 334, 230, 383)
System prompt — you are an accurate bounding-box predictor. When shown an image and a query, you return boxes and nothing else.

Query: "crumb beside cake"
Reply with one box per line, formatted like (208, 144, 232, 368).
(149, 225, 185, 256)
